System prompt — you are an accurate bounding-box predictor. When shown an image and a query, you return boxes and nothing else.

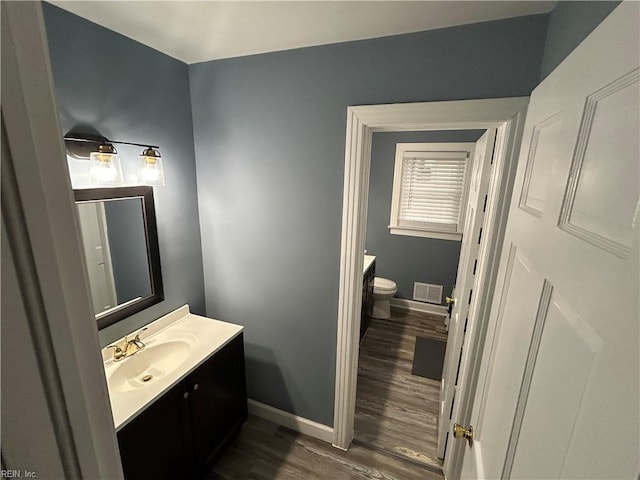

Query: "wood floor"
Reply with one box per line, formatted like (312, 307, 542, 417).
(208, 307, 447, 480)
(207, 415, 444, 480)
(355, 308, 447, 475)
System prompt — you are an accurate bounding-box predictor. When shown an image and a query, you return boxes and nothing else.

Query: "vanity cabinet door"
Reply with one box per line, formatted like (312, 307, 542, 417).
(360, 262, 375, 341)
(187, 333, 248, 475)
(117, 380, 194, 480)
(366, 263, 375, 317)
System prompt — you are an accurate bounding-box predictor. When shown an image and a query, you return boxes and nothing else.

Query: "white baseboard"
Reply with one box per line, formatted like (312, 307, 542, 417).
(391, 298, 448, 317)
(247, 399, 334, 444)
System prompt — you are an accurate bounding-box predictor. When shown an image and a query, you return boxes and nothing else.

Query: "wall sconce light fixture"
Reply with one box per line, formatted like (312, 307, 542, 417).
(89, 143, 124, 186)
(138, 147, 165, 186)
(64, 134, 165, 187)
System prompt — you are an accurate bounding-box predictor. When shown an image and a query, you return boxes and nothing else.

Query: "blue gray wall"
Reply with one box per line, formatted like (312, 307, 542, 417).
(43, 4, 206, 346)
(540, 1, 620, 79)
(189, 15, 548, 426)
(41, 0, 620, 430)
(367, 130, 484, 303)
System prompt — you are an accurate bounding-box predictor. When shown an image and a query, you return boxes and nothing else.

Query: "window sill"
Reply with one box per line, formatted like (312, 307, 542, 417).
(389, 226, 462, 241)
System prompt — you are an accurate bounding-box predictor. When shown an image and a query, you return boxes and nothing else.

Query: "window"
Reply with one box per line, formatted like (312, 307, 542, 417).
(389, 143, 475, 241)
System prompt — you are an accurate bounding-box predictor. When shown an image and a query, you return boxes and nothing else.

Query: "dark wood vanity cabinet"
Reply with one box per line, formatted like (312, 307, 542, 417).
(360, 261, 375, 341)
(117, 333, 247, 479)
(117, 377, 194, 479)
(188, 334, 247, 472)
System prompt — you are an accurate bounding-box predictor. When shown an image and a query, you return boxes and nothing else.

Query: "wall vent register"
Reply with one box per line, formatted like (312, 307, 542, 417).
(413, 282, 443, 304)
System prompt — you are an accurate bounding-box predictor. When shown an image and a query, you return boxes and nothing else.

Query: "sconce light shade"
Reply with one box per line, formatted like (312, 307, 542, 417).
(90, 144, 124, 186)
(138, 147, 165, 186)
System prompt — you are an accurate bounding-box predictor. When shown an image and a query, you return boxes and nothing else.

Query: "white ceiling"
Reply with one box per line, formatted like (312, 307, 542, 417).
(49, 1, 556, 64)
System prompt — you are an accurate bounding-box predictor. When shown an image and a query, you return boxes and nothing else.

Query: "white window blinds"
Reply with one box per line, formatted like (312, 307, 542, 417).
(397, 151, 469, 233)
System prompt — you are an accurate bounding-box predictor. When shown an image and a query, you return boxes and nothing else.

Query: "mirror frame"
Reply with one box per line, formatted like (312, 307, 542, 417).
(74, 186, 164, 329)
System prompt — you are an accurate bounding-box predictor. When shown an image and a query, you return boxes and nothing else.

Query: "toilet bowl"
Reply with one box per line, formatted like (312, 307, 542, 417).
(372, 277, 397, 319)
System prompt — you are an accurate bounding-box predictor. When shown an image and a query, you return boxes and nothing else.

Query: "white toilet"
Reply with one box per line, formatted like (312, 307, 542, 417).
(372, 277, 397, 319)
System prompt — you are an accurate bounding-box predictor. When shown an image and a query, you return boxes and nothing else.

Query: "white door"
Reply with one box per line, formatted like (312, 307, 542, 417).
(437, 129, 496, 459)
(459, 4, 639, 478)
(76, 202, 118, 314)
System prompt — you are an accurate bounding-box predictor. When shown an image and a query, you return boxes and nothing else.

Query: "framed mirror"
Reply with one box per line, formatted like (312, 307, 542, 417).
(74, 186, 163, 329)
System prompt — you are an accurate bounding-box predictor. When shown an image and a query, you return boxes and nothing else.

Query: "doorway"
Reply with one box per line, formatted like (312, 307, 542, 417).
(333, 98, 529, 479)
(353, 129, 488, 471)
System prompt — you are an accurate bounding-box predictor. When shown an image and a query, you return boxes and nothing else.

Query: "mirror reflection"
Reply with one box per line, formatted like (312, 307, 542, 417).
(75, 187, 163, 329)
(77, 198, 151, 317)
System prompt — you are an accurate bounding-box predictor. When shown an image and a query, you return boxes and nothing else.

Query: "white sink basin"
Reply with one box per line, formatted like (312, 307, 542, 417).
(107, 338, 194, 393)
(102, 307, 245, 430)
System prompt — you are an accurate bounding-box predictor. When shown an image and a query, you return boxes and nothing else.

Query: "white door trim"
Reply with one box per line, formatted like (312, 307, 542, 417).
(445, 105, 529, 476)
(333, 98, 529, 473)
(2, 2, 123, 478)
(460, 5, 639, 477)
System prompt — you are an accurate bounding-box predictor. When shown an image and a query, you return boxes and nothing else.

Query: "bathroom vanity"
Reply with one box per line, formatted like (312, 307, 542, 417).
(102, 306, 247, 479)
(361, 255, 376, 341)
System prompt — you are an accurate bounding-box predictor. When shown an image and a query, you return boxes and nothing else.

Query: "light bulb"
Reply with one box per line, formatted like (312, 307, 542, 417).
(137, 148, 165, 186)
(90, 150, 124, 186)
(94, 162, 119, 181)
(141, 163, 161, 182)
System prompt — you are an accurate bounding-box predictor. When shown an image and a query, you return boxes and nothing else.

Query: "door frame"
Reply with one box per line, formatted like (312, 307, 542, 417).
(2, 2, 123, 477)
(333, 97, 528, 476)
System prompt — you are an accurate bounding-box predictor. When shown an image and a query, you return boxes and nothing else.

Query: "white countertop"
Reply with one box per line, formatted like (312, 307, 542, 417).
(363, 254, 376, 274)
(101, 305, 243, 431)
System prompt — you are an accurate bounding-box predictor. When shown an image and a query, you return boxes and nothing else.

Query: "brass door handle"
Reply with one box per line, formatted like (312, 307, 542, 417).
(446, 296, 456, 305)
(453, 423, 473, 447)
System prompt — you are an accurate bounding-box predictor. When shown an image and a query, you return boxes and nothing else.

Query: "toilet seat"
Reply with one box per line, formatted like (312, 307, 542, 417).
(374, 277, 397, 293)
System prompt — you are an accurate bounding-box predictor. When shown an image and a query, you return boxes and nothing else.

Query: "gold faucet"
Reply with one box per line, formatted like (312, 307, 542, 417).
(107, 328, 147, 362)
